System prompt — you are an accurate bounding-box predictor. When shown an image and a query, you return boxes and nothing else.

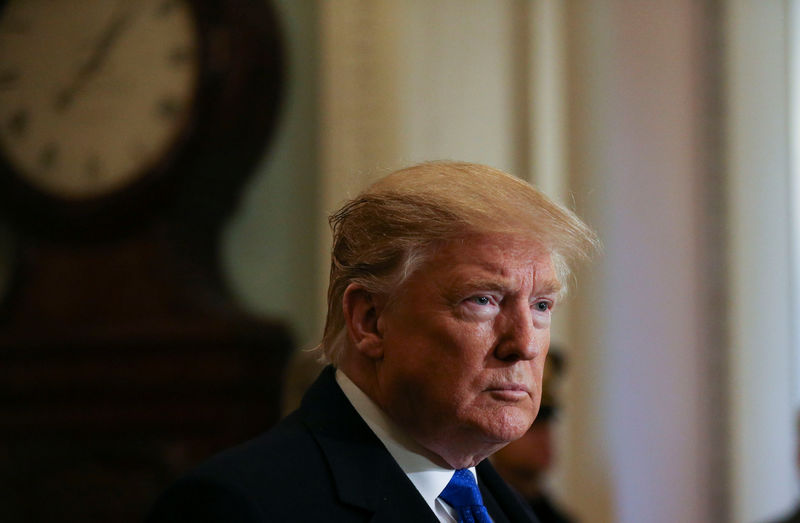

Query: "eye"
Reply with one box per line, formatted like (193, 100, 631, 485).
(533, 300, 552, 312)
(471, 296, 492, 306)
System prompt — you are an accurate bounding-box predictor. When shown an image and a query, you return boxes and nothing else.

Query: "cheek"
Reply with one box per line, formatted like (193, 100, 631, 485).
(451, 324, 498, 364)
(381, 319, 498, 403)
(415, 323, 495, 370)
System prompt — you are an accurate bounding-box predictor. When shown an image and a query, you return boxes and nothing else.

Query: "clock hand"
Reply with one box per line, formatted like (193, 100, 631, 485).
(55, 3, 137, 111)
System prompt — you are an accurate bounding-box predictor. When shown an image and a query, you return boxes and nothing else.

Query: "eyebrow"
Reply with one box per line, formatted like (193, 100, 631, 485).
(459, 278, 511, 293)
(458, 277, 563, 297)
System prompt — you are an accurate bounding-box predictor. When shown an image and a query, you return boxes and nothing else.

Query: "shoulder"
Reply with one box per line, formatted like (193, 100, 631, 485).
(147, 368, 370, 522)
(193, 410, 320, 486)
(146, 473, 265, 523)
(147, 411, 332, 522)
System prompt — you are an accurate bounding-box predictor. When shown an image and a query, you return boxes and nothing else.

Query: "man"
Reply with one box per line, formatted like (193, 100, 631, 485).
(491, 349, 577, 523)
(148, 161, 598, 522)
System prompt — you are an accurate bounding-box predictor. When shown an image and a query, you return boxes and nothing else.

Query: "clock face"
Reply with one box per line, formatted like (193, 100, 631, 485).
(0, 0, 200, 200)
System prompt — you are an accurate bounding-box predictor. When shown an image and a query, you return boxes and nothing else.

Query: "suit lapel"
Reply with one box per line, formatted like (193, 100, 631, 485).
(301, 367, 439, 523)
(477, 460, 539, 522)
(479, 481, 511, 523)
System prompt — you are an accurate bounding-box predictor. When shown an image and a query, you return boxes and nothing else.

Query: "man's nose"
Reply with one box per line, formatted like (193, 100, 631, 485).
(493, 304, 544, 362)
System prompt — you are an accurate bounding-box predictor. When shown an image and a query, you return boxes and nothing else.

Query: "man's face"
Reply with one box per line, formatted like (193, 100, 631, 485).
(372, 235, 559, 468)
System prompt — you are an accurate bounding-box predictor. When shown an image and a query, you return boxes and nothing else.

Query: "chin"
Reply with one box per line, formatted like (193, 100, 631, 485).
(479, 409, 535, 443)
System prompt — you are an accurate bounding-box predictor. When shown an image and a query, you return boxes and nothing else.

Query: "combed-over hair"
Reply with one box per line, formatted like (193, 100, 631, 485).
(319, 161, 599, 366)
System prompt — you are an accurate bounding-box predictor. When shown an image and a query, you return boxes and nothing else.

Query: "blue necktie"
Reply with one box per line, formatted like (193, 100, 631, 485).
(439, 469, 492, 523)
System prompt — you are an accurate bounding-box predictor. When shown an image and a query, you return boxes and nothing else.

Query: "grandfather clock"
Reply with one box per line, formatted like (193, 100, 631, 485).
(0, 1, 292, 521)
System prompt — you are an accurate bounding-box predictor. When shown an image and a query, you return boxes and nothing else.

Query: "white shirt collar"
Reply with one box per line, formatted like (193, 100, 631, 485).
(335, 369, 479, 522)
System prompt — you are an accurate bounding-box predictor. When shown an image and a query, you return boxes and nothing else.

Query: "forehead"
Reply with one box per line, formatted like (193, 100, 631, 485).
(416, 235, 559, 292)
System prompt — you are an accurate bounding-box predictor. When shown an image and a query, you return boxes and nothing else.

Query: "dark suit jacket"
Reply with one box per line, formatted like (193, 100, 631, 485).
(147, 366, 538, 522)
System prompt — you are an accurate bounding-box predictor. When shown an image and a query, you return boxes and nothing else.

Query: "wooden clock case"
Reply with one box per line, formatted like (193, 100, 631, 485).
(0, 1, 293, 521)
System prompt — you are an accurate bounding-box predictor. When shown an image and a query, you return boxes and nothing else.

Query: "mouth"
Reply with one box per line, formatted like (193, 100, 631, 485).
(486, 384, 530, 402)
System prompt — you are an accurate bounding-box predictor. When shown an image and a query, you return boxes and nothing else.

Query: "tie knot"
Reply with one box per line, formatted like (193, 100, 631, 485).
(439, 469, 491, 523)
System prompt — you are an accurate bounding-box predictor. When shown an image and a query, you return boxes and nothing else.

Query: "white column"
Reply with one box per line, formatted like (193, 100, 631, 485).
(565, 1, 718, 521)
(528, 0, 567, 203)
(394, 0, 518, 172)
(726, 1, 797, 520)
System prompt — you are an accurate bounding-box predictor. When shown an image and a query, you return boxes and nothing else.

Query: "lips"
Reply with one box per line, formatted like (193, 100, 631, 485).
(486, 383, 530, 401)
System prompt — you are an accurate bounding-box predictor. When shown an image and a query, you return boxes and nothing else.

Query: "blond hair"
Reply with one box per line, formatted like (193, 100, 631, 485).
(319, 161, 598, 365)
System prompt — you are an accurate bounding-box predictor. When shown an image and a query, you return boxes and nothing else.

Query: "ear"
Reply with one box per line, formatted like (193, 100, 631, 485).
(342, 283, 386, 360)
